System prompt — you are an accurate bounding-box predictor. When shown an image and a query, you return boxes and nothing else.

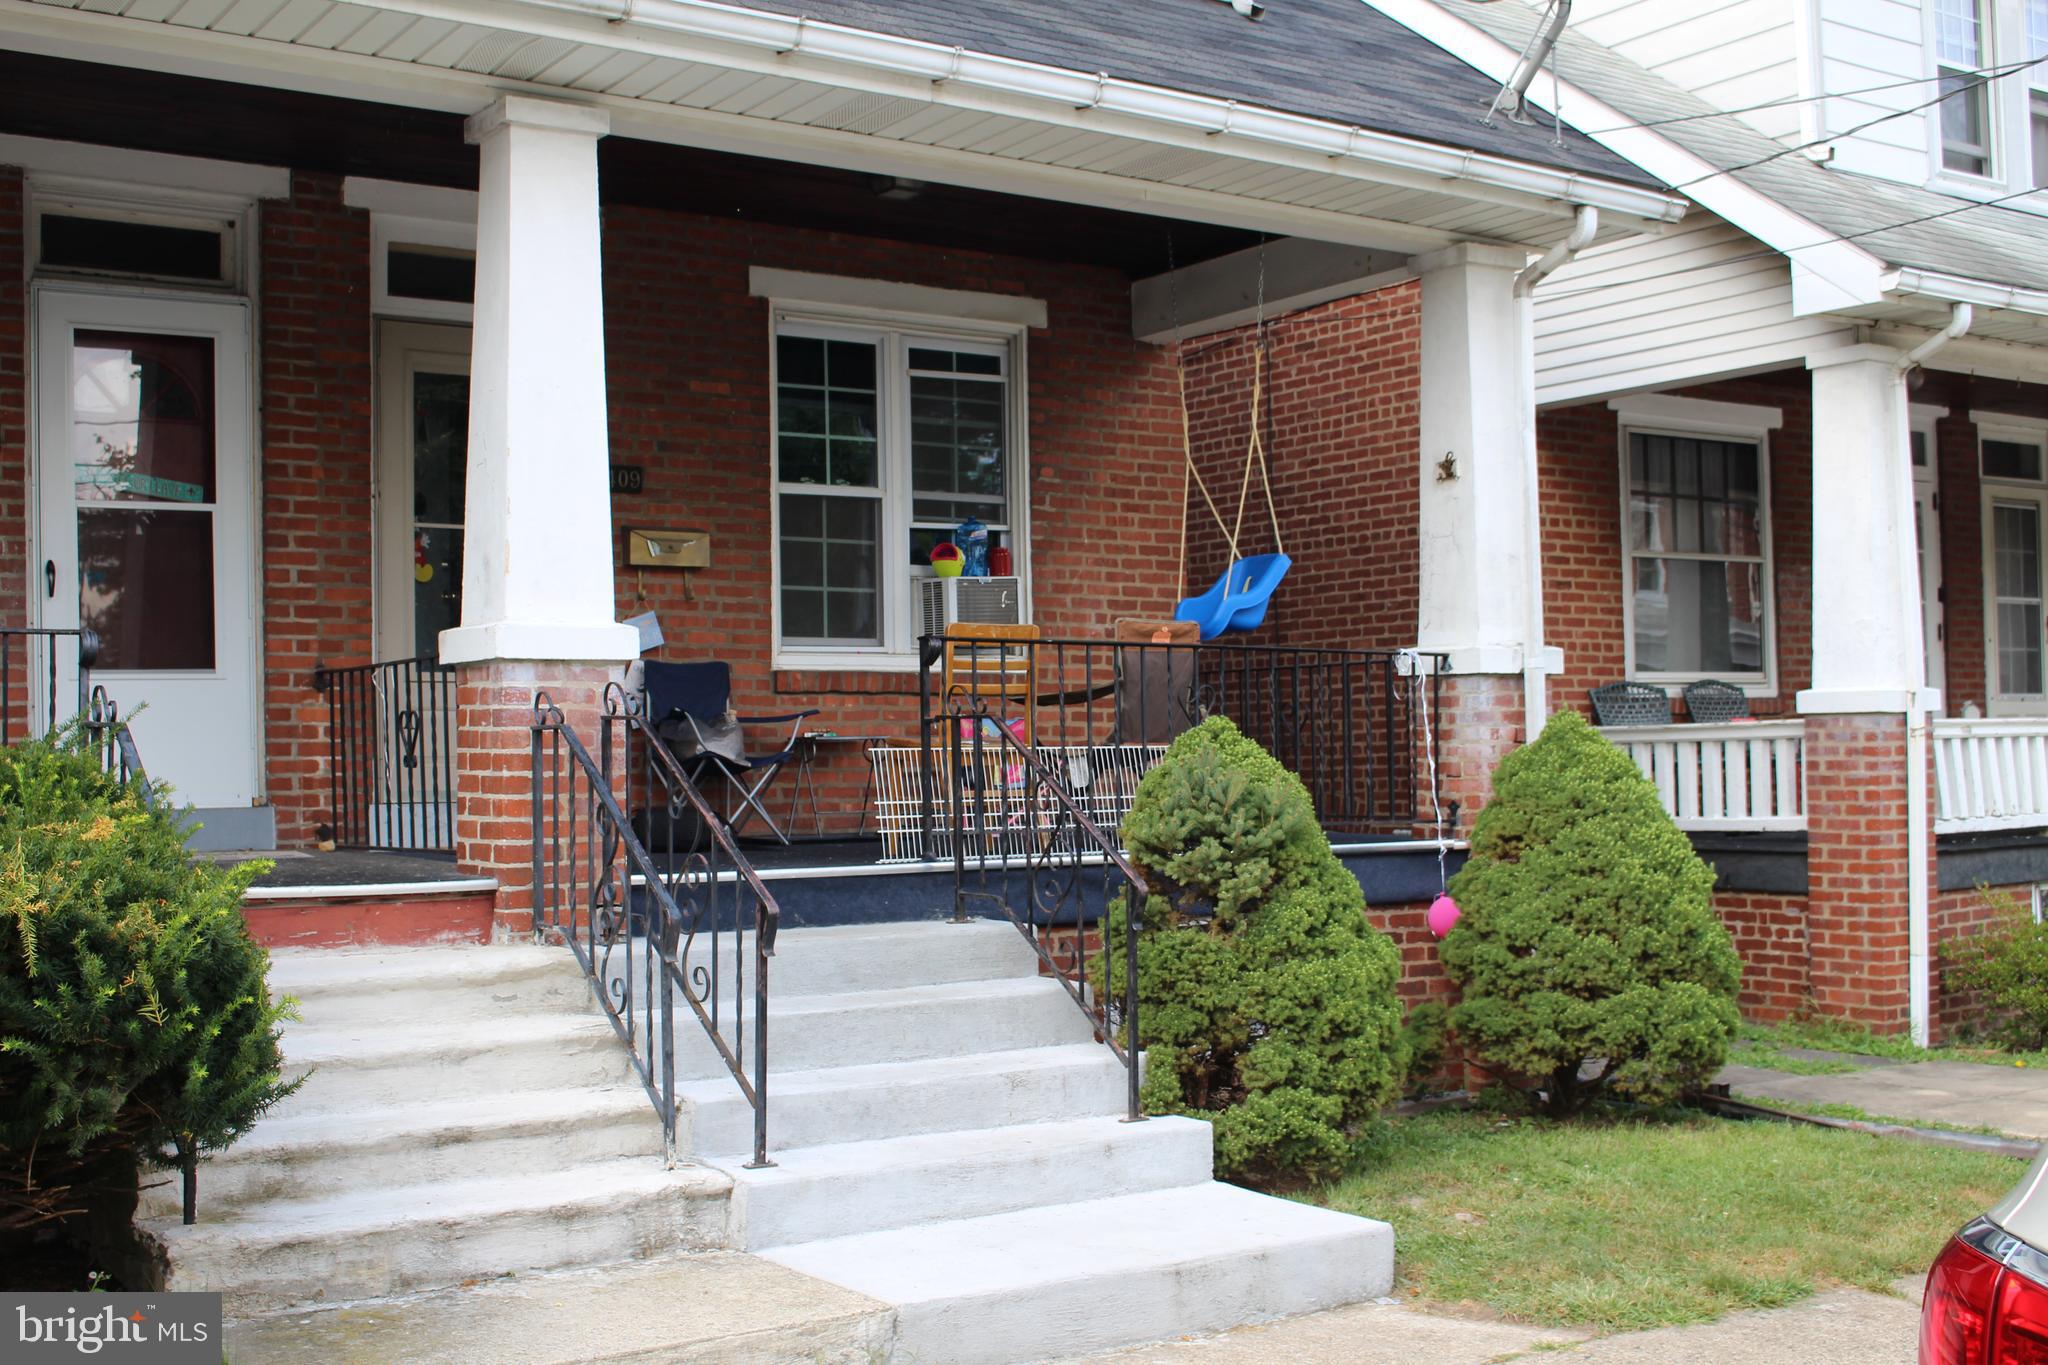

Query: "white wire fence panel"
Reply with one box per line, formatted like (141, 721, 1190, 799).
(868, 743, 1167, 862)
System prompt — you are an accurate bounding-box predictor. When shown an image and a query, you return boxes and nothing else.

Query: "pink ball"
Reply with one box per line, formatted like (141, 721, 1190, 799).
(1426, 893, 1462, 939)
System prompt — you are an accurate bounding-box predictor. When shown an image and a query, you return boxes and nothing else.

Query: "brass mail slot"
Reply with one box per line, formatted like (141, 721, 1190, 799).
(626, 528, 711, 568)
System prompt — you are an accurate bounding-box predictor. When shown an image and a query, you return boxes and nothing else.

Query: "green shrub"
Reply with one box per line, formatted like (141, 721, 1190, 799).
(1397, 1000, 1451, 1099)
(0, 731, 299, 1229)
(1941, 889, 2048, 1050)
(1440, 710, 1741, 1116)
(1102, 717, 1403, 1186)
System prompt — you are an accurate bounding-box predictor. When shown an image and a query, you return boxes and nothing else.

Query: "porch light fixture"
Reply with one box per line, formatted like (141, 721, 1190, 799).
(869, 176, 926, 201)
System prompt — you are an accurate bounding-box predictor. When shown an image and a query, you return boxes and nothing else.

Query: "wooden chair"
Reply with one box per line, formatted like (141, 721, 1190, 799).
(940, 623, 1040, 742)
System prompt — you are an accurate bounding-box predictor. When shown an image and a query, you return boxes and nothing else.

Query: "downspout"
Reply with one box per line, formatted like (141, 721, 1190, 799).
(1895, 302, 1972, 1047)
(1511, 205, 1599, 735)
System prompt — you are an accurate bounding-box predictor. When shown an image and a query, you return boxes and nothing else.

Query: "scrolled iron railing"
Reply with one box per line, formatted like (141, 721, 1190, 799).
(910, 634, 1443, 861)
(947, 693, 1148, 1121)
(312, 655, 456, 851)
(530, 687, 778, 1168)
(83, 684, 152, 804)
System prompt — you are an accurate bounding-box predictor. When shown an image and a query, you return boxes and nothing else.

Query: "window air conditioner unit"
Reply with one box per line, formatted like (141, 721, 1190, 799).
(916, 575, 1024, 639)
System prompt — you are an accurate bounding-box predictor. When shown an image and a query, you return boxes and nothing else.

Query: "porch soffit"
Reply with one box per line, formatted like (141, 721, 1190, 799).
(6, 0, 1684, 257)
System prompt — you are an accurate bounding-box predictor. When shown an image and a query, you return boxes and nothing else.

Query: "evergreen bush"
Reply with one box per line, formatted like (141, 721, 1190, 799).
(1941, 889, 2048, 1050)
(1440, 710, 1741, 1115)
(1103, 717, 1403, 1186)
(0, 731, 298, 1229)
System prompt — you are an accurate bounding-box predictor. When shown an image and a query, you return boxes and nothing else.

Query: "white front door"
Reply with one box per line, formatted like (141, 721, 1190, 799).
(33, 290, 258, 807)
(374, 320, 471, 661)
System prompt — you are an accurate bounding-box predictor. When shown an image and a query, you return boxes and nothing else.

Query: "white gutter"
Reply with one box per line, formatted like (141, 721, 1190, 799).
(1510, 205, 1599, 733)
(1887, 269, 2048, 319)
(1895, 302, 1972, 1048)
(456, 0, 1686, 227)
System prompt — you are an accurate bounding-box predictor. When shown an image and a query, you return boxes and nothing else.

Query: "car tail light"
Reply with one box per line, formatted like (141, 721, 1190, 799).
(1922, 1219, 2048, 1364)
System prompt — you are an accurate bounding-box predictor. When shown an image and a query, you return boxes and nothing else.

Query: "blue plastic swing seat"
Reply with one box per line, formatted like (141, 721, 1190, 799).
(1175, 553, 1292, 641)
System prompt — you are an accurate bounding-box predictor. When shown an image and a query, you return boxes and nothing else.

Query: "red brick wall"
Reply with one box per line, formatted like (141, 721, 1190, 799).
(1177, 283, 1422, 651)
(1714, 891, 1810, 1021)
(258, 173, 374, 845)
(599, 205, 1185, 822)
(0, 168, 24, 660)
(1937, 412, 1985, 713)
(1538, 370, 1814, 719)
(1802, 714, 1915, 1030)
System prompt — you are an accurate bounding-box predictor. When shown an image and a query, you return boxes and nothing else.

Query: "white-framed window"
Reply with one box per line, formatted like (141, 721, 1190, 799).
(1610, 397, 1782, 694)
(768, 310, 1028, 668)
(1978, 413, 2048, 713)
(1935, 0, 1997, 177)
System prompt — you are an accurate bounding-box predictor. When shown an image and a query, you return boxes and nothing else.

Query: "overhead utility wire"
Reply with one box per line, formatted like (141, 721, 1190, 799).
(1574, 51, 2048, 134)
(1530, 182, 2048, 307)
(1662, 52, 2048, 192)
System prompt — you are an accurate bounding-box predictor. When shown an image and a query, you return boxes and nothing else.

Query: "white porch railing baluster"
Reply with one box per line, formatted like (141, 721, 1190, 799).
(1603, 720, 1806, 832)
(1933, 719, 2048, 833)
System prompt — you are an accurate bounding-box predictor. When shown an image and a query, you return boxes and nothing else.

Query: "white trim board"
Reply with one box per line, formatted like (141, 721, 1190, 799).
(750, 267, 1048, 330)
(1607, 394, 1786, 438)
(0, 133, 289, 201)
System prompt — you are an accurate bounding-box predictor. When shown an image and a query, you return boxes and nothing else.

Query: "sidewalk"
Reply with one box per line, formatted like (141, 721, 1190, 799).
(1063, 1288, 1917, 1364)
(1719, 1052, 2048, 1140)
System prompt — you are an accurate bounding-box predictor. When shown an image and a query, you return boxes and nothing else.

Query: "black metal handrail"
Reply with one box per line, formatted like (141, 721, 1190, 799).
(312, 656, 456, 851)
(1, 627, 98, 746)
(530, 688, 778, 1168)
(916, 634, 1444, 857)
(948, 695, 1148, 1121)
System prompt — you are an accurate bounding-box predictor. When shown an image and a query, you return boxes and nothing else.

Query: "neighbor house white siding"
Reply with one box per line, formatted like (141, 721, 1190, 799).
(1564, 0, 1808, 142)
(1532, 210, 1854, 405)
(1811, 0, 1932, 184)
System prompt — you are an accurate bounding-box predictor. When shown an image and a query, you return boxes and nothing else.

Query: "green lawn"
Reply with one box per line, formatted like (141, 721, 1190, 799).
(1742, 1016, 2048, 1069)
(1306, 1108, 2017, 1333)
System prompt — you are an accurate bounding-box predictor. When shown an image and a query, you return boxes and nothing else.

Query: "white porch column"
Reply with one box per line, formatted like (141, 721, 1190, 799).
(1410, 244, 1557, 679)
(1797, 344, 1933, 715)
(439, 94, 636, 666)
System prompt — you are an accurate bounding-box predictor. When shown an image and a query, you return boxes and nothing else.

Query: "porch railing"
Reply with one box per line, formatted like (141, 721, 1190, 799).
(1933, 718, 2048, 834)
(530, 688, 777, 1168)
(894, 635, 1440, 861)
(1599, 720, 1806, 831)
(84, 685, 151, 803)
(1, 627, 98, 745)
(947, 693, 1146, 1120)
(312, 656, 456, 851)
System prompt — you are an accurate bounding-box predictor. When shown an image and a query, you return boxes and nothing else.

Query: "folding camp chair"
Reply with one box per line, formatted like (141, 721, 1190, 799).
(642, 660, 816, 845)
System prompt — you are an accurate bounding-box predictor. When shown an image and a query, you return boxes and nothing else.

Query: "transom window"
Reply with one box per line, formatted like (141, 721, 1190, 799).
(772, 318, 1023, 662)
(1622, 428, 1772, 684)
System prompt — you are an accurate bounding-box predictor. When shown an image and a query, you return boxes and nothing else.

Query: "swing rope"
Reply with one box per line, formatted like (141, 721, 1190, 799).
(1172, 241, 1285, 599)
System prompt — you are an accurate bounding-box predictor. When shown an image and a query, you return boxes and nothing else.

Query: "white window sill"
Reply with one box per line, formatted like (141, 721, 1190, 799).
(773, 650, 923, 675)
(1633, 676, 1778, 699)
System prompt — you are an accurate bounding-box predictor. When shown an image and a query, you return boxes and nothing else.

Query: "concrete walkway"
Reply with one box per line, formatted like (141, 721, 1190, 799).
(1720, 1054, 2048, 1139)
(1062, 1289, 1916, 1364)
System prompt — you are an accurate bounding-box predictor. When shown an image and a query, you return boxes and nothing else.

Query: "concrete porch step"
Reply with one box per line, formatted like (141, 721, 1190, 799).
(275, 1012, 629, 1113)
(147, 1158, 733, 1313)
(672, 975, 1095, 1080)
(764, 919, 1039, 997)
(142, 1086, 662, 1219)
(222, 1251, 894, 1364)
(763, 1181, 1395, 1364)
(265, 944, 588, 1024)
(716, 1114, 1214, 1250)
(677, 1043, 1129, 1156)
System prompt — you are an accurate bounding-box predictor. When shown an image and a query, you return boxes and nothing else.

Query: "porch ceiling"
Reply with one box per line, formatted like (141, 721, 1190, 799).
(6, 0, 1685, 256)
